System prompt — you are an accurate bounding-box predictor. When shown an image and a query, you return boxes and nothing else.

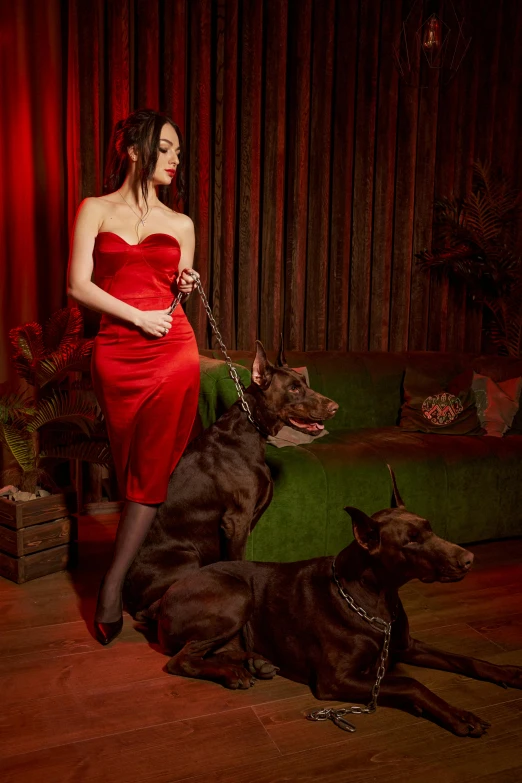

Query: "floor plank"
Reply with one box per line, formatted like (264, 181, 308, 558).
(0, 707, 281, 783)
(469, 613, 522, 652)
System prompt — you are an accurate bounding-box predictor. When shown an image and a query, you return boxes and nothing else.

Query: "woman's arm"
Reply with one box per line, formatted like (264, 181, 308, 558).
(67, 198, 143, 325)
(176, 214, 200, 293)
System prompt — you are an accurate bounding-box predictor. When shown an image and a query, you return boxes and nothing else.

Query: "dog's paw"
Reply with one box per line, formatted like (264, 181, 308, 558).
(246, 656, 279, 679)
(446, 707, 490, 737)
(221, 665, 256, 690)
(493, 665, 522, 690)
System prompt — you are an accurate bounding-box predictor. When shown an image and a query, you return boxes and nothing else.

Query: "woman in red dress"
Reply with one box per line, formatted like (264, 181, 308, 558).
(67, 109, 201, 645)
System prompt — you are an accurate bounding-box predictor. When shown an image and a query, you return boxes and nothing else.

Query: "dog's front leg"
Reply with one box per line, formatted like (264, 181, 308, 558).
(397, 638, 522, 690)
(314, 674, 490, 737)
(220, 512, 251, 560)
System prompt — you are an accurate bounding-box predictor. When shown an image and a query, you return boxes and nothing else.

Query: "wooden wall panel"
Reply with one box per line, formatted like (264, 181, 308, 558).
(211, 0, 227, 349)
(284, 0, 312, 351)
(369, 0, 401, 351)
(237, 0, 263, 352)
(220, 0, 239, 348)
(305, 0, 335, 351)
(349, 0, 381, 351)
(328, 0, 358, 351)
(389, 0, 422, 351)
(65, 0, 522, 356)
(408, 61, 440, 351)
(260, 0, 287, 350)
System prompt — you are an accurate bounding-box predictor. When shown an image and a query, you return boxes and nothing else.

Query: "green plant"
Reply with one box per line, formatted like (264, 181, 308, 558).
(0, 307, 111, 493)
(417, 160, 522, 355)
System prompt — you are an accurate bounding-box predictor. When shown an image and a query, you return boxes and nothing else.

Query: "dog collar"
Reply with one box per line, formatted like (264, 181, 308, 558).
(331, 558, 397, 631)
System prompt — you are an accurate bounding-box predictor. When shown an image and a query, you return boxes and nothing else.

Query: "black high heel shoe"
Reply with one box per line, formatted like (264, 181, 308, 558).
(94, 577, 123, 645)
(94, 616, 123, 646)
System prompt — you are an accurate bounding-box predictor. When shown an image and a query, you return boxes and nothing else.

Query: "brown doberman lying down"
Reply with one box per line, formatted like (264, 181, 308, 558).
(153, 473, 522, 737)
(122, 341, 338, 617)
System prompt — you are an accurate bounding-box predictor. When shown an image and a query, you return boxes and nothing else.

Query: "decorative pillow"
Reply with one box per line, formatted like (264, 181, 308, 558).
(472, 372, 522, 437)
(399, 366, 482, 435)
(267, 366, 329, 448)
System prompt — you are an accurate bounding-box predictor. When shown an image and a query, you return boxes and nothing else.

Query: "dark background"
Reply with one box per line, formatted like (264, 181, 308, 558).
(1, 0, 522, 383)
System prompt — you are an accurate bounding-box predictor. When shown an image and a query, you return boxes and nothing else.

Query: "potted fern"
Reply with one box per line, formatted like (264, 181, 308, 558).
(417, 161, 522, 356)
(0, 307, 110, 582)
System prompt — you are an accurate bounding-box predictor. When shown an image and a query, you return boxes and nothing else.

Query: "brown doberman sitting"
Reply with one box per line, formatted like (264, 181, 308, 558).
(123, 341, 338, 617)
(153, 471, 522, 737)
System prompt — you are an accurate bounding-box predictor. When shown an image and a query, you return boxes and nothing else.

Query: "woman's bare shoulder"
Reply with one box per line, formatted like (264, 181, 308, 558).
(159, 204, 193, 234)
(77, 194, 117, 214)
(172, 210, 194, 231)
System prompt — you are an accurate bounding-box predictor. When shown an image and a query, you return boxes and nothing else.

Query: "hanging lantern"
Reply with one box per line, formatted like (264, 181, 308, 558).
(393, 0, 471, 87)
(422, 15, 441, 52)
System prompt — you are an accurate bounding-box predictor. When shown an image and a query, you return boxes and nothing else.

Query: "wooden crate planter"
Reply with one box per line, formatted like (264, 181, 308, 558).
(0, 492, 77, 583)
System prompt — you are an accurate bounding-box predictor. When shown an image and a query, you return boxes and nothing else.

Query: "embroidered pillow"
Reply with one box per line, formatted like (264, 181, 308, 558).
(472, 372, 522, 437)
(399, 366, 482, 435)
(267, 366, 329, 448)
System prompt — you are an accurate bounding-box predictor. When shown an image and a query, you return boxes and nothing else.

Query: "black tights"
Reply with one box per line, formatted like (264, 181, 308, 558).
(95, 500, 159, 623)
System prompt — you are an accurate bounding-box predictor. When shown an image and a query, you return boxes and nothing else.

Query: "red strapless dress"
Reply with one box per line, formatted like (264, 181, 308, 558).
(90, 231, 200, 504)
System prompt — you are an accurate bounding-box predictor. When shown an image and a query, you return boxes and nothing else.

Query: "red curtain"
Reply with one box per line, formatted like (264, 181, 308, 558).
(0, 0, 66, 383)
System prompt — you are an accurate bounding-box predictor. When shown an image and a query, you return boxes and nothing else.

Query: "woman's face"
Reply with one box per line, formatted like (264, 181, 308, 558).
(152, 122, 180, 186)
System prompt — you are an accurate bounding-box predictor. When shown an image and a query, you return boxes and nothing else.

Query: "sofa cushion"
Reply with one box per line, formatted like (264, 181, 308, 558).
(472, 372, 522, 437)
(399, 365, 481, 434)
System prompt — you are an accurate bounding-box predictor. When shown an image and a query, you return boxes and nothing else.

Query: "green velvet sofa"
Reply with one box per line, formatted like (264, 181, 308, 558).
(197, 350, 522, 562)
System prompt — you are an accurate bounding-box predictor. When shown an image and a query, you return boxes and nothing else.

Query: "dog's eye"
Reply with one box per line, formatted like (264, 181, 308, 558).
(289, 384, 300, 392)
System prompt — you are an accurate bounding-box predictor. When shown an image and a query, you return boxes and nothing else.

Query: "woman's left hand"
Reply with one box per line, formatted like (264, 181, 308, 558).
(178, 268, 200, 294)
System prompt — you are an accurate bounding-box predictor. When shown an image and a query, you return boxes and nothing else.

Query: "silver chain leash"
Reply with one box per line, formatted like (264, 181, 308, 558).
(306, 559, 394, 733)
(168, 272, 262, 433)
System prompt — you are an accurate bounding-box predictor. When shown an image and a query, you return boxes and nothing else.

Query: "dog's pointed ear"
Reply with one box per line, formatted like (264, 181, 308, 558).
(252, 340, 274, 389)
(386, 463, 405, 509)
(344, 506, 381, 553)
(276, 333, 288, 368)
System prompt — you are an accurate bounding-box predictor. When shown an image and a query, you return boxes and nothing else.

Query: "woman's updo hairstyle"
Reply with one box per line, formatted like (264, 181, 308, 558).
(103, 108, 186, 207)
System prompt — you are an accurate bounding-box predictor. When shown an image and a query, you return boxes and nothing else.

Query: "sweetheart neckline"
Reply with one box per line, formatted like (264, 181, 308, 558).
(95, 231, 181, 248)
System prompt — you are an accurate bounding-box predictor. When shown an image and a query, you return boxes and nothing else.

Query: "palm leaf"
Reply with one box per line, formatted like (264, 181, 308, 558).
(9, 323, 46, 383)
(43, 307, 83, 351)
(26, 391, 97, 436)
(36, 340, 94, 387)
(473, 161, 522, 223)
(463, 191, 503, 244)
(0, 423, 35, 472)
(0, 387, 35, 424)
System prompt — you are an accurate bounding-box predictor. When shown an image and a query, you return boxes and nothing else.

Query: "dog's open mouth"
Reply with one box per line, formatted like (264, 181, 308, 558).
(288, 417, 325, 435)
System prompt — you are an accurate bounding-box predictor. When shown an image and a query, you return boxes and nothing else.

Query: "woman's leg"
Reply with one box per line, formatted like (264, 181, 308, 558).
(95, 500, 159, 624)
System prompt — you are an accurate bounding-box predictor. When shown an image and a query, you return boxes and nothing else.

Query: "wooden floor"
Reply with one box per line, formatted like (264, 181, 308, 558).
(1, 516, 522, 783)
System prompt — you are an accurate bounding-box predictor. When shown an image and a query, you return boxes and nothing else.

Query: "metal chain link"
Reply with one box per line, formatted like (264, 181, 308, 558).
(306, 558, 395, 733)
(168, 272, 262, 433)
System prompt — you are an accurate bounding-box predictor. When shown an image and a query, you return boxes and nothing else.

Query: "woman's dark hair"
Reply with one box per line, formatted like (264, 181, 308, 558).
(103, 108, 186, 207)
